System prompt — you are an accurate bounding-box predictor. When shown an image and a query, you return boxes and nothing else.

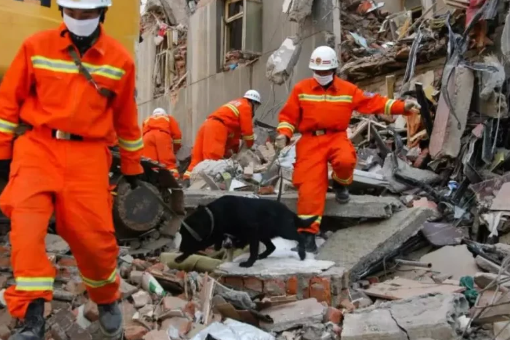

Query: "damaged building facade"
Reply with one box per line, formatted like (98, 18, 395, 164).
(137, 0, 337, 145)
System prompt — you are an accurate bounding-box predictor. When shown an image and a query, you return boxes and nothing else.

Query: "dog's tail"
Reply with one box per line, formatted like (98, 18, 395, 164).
(293, 215, 319, 228)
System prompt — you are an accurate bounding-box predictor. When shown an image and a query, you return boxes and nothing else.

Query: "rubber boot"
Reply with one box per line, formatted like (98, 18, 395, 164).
(98, 301, 123, 340)
(333, 181, 350, 204)
(9, 299, 45, 340)
(291, 233, 318, 254)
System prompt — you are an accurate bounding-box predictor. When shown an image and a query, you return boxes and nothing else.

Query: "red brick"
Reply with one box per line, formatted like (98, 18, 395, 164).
(162, 296, 187, 312)
(148, 262, 165, 272)
(339, 299, 356, 312)
(324, 307, 343, 324)
(0, 257, 10, 269)
(223, 277, 243, 290)
(263, 279, 286, 296)
(183, 301, 197, 318)
(366, 276, 379, 285)
(309, 277, 331, 304)
(132, 259, 150, 271)
(124, 325, 149, 340)
(243, 277, 263, 292)
(286, 276, 298, 296)
(57, 257, 77, 267)
(84, 300, 99, 322)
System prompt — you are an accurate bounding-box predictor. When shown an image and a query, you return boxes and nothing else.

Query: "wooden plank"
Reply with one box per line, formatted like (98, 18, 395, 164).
(386, 75, 396, 99)
(362, 278, 465, 300)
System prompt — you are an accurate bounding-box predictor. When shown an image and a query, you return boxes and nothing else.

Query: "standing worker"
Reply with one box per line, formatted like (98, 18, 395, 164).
(142, 108, 182, 178)
(275, 46, 420, 253)
(0, 1, 143, 339)
(182, 90, 261, 182)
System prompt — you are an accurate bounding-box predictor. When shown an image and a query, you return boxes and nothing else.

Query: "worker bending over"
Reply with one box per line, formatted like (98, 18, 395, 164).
(276, 46, 420, 253)
(142, 108, 182, 178)
(183, 90, 261, 182)
(0, 0, 143, 339)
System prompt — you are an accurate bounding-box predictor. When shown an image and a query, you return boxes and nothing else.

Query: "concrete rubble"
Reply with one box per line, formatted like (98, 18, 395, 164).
(266, 37, 302, 85)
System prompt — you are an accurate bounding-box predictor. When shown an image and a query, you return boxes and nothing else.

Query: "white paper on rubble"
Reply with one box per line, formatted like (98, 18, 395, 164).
(190, 318, 275, 340)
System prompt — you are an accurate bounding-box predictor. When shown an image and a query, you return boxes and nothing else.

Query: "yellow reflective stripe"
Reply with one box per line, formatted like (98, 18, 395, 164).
(385, 99, 396, 116)
(81, 269, 117, 288)
(332, 172, 352, 185)
(118, 137, 143, 152)
(298, 94, 352, 103)
(173, 139, 182, 144)
(0, 118, 18, 134)
(243, 134, 254, 141)
(15, 277, 54, 291)
(225, 104, 240, 117)
(298, 215, 322, 223)
(277, 122, 295, 133)
(169, 169, 179, 173)
(31, 56, 126, 81)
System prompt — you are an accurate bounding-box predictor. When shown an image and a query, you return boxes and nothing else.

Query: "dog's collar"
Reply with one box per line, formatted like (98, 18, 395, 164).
(182, 206, 215, 242)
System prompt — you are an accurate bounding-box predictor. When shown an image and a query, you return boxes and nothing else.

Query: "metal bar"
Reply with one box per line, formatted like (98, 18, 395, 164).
(395, 259, 432, 268)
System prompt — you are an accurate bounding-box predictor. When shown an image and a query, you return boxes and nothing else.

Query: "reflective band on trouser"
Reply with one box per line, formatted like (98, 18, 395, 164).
(299, 215, 322, 224)
(15, 277, 54, 291)
(224, 104, 240, 117)
(118, 137, 143, 152)
(31, 56, 126, 81)
(183, 170, 192, 179)
(277, 122, 295, 135)
(298, 94, 353, 103)
(81, 269, 117, 289)
(243, 135, 254, 141)
(173, 139, 182, 144)
(384, 99, 396, 116)
(332, 172, 353, 185)
(0, 118, 18, 134)
(297, 215, 322, 234)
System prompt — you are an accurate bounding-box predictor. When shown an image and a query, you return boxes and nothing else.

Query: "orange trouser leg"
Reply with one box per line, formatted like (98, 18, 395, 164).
(184, 120, 228, 179)
(0, 132, 120, 318)
(143, 130, 179, 178)
(329, 133, 357, 185)
(292, 134, 329, 235)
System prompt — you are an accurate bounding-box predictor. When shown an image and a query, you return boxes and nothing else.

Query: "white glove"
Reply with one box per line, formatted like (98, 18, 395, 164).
(275, 134, 288, 150)
(404, 99, 421, 113)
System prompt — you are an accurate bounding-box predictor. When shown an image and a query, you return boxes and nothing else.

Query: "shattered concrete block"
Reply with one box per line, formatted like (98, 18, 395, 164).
(420, 245, 478, 280)
(288, 0, 314, 23)
(381, 155, 440, 193)
(132, 290, 152, 308)
(185, 190, 403, 219)
(266, 37, 302, 85)
(342, 309, 408, 340)
(343, 294, 469, 340)
(430, 66, 474, 159)
(317, 208, 433, 281)
(259, 298, 326, 332)
(119, 278, 139, 299)
(84, 300, 98, 322)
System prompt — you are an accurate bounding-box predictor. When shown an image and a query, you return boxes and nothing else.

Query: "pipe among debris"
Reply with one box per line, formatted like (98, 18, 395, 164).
(395, 259, 432, 268)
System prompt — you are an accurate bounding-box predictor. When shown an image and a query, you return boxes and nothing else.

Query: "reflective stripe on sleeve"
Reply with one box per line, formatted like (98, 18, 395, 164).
(384, 99, 396, 116)
(243, 135, 254, 141)
(224, 104, 240, 117)
(0, 119, 18, 134)
(277, 122, 295, 134)
(118, 137, 143, 152)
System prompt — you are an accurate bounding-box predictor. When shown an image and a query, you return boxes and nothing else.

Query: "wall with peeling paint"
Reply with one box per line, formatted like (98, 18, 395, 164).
(137, 0, 335, 146)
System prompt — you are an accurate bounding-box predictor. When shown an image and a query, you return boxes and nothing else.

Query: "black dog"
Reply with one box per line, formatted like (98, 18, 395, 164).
(174, 196, 316, 268)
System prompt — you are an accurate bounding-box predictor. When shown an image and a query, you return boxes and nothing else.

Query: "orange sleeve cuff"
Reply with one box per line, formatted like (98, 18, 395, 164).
(277, 128, 293, 139)
(391, 100, 406, 115)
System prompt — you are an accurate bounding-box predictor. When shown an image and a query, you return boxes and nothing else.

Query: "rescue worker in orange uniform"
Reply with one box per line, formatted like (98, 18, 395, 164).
(142, 108, 182, 178)
(276, 46, 420, 253)
(182, 90, 261, 183)
(0, 0, 144, 339)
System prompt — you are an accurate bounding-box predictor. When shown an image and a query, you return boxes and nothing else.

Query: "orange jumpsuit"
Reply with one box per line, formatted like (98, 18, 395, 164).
(183, 98, 254, 179)
(278, 77, 407, 234)
(224, 131, 241, 158)
(0, 24, 143, 318)
(142, 114, 182, 178)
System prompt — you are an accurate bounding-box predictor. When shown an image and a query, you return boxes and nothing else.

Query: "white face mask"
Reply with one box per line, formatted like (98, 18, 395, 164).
(313, 73, 334, 86)
(63, 13, 100, 37)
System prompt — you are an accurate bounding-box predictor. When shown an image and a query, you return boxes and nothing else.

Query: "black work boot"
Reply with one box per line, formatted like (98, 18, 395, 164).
(291, 233, 318, 254)
(98, 301, 123, 339)
(333, 181, 350, 204)
(9, 299, 45, 340)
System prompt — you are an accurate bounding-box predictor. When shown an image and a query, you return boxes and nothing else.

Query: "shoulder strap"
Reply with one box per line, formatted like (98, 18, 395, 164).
(67, 46, 115, 99)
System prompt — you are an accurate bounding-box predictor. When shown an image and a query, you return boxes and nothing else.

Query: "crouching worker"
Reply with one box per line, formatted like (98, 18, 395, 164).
(142, 108, 182, 178)
(182, 90, 262, 183)
(0, 0, 144, 339)
(276, 46, 420, 253)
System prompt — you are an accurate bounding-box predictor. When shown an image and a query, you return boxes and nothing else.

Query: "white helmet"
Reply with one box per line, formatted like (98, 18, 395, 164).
(152, 108, 167, 116)
(243, 90, 261, 104)
(309, 46, 339, 71)
(57, 0, 112, 9)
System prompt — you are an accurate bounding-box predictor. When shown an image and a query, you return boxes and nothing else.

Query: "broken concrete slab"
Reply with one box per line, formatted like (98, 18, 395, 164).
(362, 278, 465, 300)
(317, 208, 433, 281)
(430, 66, 474, 159)
(184, 190, 403, 219)
(420, 245, 479, 280)
(475, 272, 510, 289)
(259, 298, 326, 333)
(266, 37, 302, 85)
(288, 0, 314, 23)
(381, 155, 440, 193)
(342, 294, 469, 340)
